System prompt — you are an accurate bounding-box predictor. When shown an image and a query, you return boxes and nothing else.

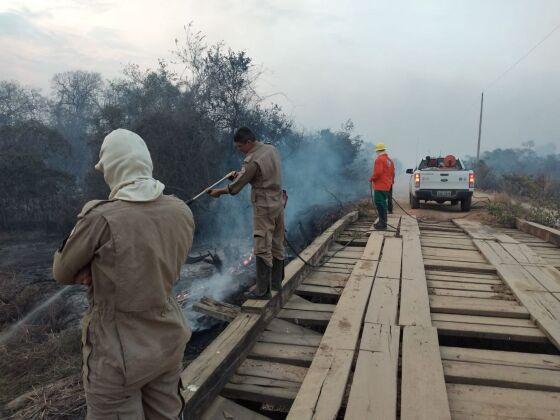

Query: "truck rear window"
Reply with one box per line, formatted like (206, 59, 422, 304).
(418, 157, 463, 170)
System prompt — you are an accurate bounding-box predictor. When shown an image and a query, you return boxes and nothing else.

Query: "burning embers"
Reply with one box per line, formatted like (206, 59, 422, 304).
(173, 248, 256, 331)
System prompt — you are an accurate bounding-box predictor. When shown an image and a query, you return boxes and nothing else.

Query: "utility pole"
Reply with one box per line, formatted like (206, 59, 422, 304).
(476, 92, 484, 166)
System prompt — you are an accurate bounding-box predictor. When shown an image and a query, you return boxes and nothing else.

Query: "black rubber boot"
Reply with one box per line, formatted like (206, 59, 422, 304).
(271, 258, 284, 291)
(374, 207, 387, 230)
(244, 257, 272, 300)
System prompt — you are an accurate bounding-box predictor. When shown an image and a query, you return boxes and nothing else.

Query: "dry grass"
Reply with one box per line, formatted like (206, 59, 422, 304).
(0, 327, 82, 410)
(7, 374, 85, 419)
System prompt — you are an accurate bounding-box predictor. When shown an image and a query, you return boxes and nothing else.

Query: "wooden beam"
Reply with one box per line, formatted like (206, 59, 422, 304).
(193, 297, 240, 322)
(400, 232, 432, 327)
(429, 295, 529, 318)
(201, 396, 270, 420)
(401, 326, 451, 420)
(345, 323, 400, 420)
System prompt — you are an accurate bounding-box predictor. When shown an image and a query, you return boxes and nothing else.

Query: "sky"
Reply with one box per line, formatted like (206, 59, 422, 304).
(1, 0, 559, 167)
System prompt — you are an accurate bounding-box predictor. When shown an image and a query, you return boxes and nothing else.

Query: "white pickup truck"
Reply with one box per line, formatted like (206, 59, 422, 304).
(406, 156, 474, 211)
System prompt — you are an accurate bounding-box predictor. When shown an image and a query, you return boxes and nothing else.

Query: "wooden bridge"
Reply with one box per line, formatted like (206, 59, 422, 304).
(180, 210, 560, 419)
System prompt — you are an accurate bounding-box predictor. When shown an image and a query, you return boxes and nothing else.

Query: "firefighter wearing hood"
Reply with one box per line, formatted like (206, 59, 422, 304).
(208, 126, 285, 300)
(53, 128, 195, 419)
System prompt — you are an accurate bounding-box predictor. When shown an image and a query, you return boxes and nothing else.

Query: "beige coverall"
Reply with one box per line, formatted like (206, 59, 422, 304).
(228, 141, 284, 267)
(53, 195, 195, 420)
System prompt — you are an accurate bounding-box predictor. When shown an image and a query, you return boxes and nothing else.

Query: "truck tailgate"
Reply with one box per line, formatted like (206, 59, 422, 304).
(419, 170, 469, 190)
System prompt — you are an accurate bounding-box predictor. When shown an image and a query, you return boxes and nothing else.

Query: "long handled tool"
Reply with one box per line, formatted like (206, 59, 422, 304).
(186, 172, 235, 205)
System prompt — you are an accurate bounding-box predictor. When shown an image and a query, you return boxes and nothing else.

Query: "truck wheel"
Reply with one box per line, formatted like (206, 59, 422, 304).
(461, 196, 472, 212)
(410, 194, 420, 209)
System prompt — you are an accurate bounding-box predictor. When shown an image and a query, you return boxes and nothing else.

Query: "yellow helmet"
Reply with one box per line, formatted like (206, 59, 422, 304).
(375, 142, 386, 152)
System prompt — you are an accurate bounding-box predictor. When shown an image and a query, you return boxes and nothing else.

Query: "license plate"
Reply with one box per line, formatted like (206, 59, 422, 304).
(437, 190, 452, 197)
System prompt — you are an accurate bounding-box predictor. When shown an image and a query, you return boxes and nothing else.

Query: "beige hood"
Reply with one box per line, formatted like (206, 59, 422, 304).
(95, 129, 165, 202)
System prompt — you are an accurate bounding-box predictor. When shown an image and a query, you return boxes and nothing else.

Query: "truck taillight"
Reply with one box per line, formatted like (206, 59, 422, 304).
(414, 173, 420, 187)
(469, 173, 475, 188)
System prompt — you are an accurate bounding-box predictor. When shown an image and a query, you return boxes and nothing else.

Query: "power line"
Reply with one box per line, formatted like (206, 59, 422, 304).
(484, 21, 560, 92)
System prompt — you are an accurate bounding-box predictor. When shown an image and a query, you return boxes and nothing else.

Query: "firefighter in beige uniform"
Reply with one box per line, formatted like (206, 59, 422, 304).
(52, 129, 194, 419)
(209, 126, 284, 299)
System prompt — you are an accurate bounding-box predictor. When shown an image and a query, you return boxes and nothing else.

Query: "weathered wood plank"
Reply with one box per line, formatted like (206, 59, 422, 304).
(424, 259, 496, 274)
(376, 237, 402, 279)
(345, 324, 400, 420)
(400, 233, 431, 327)
(296, 284, 342, 299)
(265, 318, 321, 336)
(433, 319, 548, 342)
(427, 280, 504, 292)
(258, 331, 322, 347)
(201, 396, 270, 420)
(429, 288, 512, 300)
(429, 295, 529, 318)
(249, 342, 317, 367)
(401, 326, 451, 420)
(277, 308, 332, 326)
(440, 346, 560, 370)
(443, 359, 560, 391)
(447, 383, 560, 419)
(365, 277, 400, 324)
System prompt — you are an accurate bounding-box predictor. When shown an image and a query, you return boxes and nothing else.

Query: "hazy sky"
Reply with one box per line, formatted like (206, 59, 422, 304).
(1, 0, 559, 166)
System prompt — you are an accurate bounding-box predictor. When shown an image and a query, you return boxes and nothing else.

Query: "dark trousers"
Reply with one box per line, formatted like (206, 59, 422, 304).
(388, 186, 393, 213)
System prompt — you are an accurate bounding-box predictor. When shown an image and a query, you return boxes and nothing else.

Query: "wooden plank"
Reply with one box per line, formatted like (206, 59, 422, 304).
(258, 331, 322, 347)
(365, 277, 400, 324)
(425, 269, 499, 280)
(201, 396, 270, 420)
(429, 288, 512, 300)
(433, 320, 548, 342)
(427, 280, 503, 292)
(224, 374, 299, 405)
(249, 342, 317, 367)
(426, 274, 502, 285)
(421, 248, 487, 263)
(376, 237, 402, 279)
(296, 284, 342, 299)
(424, 259, 496, 274)
(400, 233, 431, 327)
(443, 359, 560, 391)
(286, 234, 383, 420)
(277, 308, 332, 326)
(193, 296, 240, 322)
(345, 324, 400, 420)
(401, 326, 451, 420)
(440, 346, 560, 370)
(265, 318, 321, 336)
(283, 299, 336, 313)
(447, 383, 560, 419)
(431, 312, 535, 327)
(523, 265, 560, 293)
(429, 295, 529, 318)
(302, 271, 348, 288)
(236, 359, 308, 382)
